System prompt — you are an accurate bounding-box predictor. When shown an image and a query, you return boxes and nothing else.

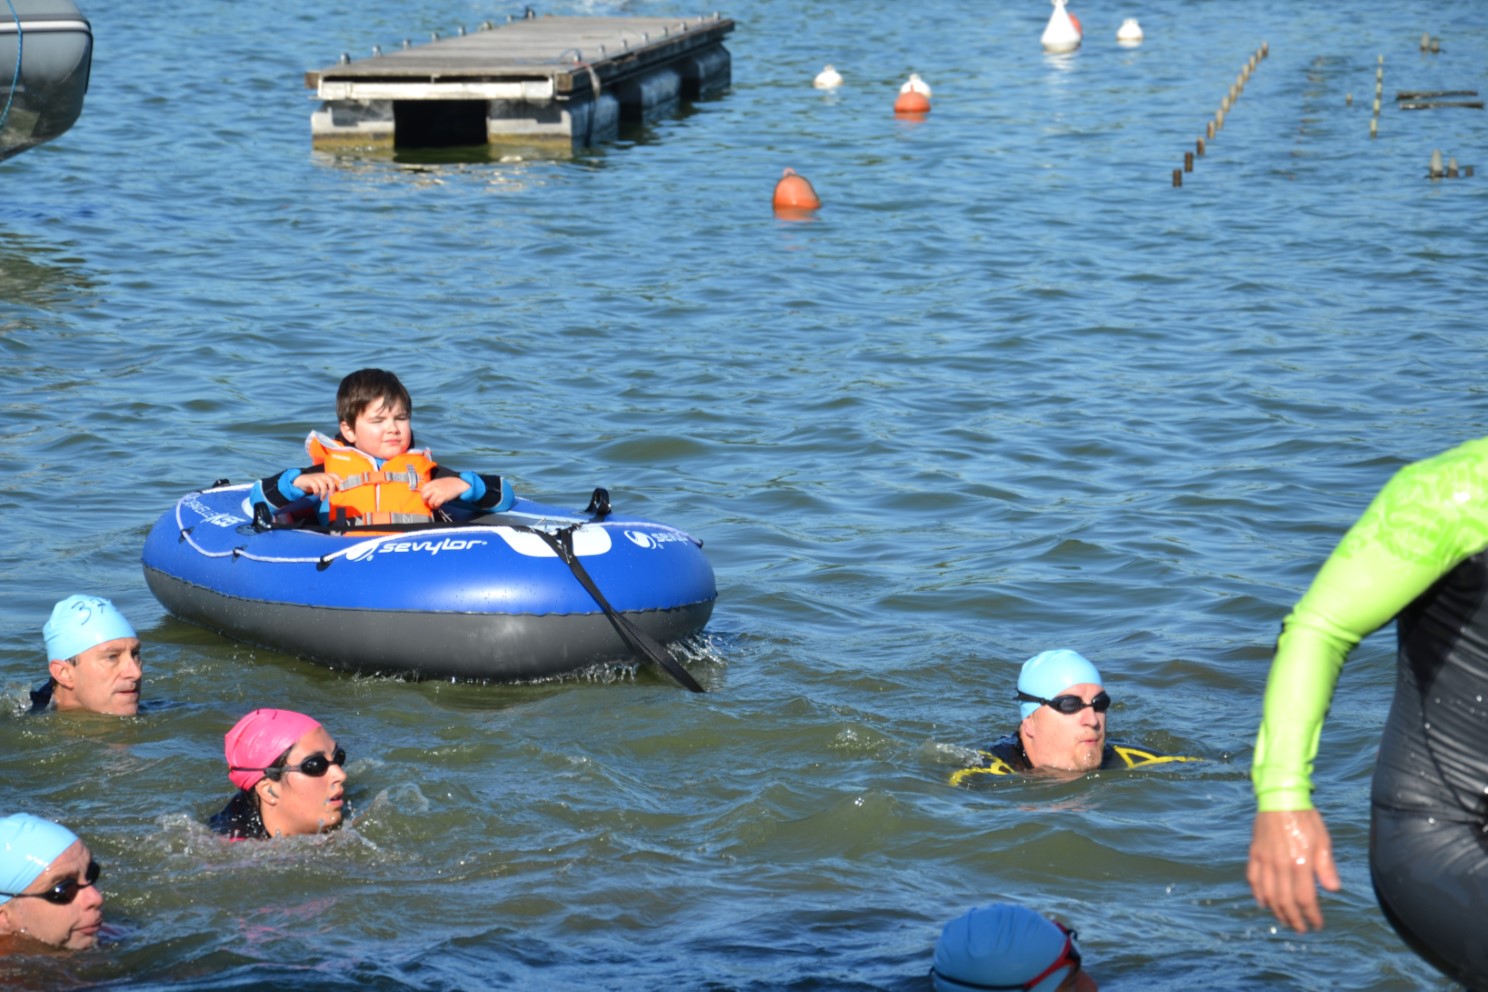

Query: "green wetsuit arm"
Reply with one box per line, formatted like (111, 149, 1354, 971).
(1252, 438, 1488, 811)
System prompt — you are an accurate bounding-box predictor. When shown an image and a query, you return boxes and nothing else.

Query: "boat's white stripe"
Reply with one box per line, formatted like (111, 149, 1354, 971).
(174, 493, 694, 564)
(0, 19, 91, 33)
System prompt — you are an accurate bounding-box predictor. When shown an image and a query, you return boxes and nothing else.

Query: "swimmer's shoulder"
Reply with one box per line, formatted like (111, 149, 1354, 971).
(949, 733, 1029, 786)
(1103, 741, 1202, 770)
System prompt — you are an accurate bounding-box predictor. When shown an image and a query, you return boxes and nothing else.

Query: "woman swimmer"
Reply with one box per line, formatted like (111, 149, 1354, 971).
(0, 813, 105, 952)
(211, 708, 349, 840)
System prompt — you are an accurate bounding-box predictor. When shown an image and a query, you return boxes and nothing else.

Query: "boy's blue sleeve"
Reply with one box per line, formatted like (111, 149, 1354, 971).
(250, 469, 311, 510)
(457, 471, 486, 504)
(452, 472, 515, 512)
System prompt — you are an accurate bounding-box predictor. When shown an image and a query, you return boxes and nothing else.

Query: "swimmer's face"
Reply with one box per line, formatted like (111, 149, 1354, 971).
(259, 727, 348, 838)
(340, 397, 411, 461)
(51, 636, 143, 716)
(1019, 682, 1106, 773)
(0, 840, 105, 950)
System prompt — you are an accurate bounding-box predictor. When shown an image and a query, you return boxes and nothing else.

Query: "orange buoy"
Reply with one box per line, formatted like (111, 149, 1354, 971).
(772, 167, 821, 212)
(893, 89, 931, 116)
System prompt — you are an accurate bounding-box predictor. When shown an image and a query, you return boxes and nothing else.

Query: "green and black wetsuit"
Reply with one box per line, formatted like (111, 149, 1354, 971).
(1253, 437, 1488, 990)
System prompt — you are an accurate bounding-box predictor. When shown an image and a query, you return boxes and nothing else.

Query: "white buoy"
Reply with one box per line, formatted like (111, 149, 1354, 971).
(1116, 17, 1144, 46)
(1041, 0, 1081, 53)
(813, 64, 843, 90)
(899, 72, 932, 97)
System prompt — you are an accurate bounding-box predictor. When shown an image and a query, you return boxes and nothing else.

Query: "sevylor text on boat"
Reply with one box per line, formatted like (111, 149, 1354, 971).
(1, 0, 92, 161)
(141, 483, 716, 688)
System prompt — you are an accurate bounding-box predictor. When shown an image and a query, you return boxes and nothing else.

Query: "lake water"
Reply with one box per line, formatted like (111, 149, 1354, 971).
(3, 0, 1487, 988)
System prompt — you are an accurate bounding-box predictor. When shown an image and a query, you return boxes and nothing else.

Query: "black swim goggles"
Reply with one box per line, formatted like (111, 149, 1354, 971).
(0, 860, 101, 905)
(928, 923, 1082, 990)
(1017, 690, 1111, 715)
(232, 746, 348, 781)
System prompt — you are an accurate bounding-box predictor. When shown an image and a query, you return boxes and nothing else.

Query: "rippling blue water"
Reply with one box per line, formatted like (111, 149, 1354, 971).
(3, 0, 1487, 988)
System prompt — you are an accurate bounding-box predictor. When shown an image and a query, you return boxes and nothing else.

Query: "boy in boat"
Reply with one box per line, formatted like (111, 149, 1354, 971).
(250, 368, 514, 527)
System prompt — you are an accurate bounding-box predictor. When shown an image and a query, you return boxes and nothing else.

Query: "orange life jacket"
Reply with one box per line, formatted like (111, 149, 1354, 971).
(304, 431, 439, 526)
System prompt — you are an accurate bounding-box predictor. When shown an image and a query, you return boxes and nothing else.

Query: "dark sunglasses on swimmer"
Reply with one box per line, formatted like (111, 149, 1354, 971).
(232, 746, 348, 781)
(929, 923, 1082, 991)
(1017, 689, 1112, 715)
(0, 860, 101, 905)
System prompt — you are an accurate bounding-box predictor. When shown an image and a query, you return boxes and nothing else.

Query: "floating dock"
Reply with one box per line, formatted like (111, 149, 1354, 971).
(305, 13, 734, 154)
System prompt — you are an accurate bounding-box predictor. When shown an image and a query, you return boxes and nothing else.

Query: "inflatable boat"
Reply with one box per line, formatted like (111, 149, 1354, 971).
(141, 483, 716, 685)
(1, 0, 92, 161)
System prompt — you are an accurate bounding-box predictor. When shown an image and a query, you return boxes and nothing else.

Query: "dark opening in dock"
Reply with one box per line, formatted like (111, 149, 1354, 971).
(393, 101, 487, 148)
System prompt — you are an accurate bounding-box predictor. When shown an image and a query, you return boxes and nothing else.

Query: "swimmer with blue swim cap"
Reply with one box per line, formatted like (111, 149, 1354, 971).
(1016, 650, 1109, 773)
(0, 813, 105, 951)
(33, 594, 142, 716)
(949, 649, 1195, 783)
(932, 902, 1097, 991)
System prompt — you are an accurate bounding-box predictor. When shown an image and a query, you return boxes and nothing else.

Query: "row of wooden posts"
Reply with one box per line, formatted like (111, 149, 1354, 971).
(1172, 42, 1268, 187)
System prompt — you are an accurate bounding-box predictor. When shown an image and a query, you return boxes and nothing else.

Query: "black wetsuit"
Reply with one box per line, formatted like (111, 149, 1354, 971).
(209, 791, 269, 840)
(29, 679, 54, 713)
(1371, 549, 1488, 989)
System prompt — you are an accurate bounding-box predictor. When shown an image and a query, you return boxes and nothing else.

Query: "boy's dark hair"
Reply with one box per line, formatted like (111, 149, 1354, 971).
(336, 368, 412, 427)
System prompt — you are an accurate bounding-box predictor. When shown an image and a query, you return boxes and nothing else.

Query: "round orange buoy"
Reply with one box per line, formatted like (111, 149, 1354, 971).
(893, 90, 931, 115)
(772, 167, 821, 212)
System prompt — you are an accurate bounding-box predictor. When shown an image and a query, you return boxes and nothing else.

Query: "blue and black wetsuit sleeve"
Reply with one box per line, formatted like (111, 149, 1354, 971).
(439, 467, 515, 512)
(249, 466, 320, 511)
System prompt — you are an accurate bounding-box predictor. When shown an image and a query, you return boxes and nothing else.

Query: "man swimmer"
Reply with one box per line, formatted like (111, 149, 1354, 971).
(211, 708, 349, 840)
(950, 649, 1191, 783)
(932, 902, 1097, 992)
(31, 595, 142, 716)
(0, 814, 105, 952)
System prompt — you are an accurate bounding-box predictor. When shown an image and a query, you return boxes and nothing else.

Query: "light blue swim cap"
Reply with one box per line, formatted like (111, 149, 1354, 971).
(1018, 649, 1103, 720)
(932, 903, 1077, 992)
(0, 814, 79, 904)
(44, 594, 137, 661)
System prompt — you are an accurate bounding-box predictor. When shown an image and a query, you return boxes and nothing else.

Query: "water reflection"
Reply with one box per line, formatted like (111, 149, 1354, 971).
(0, 230, 94, 323)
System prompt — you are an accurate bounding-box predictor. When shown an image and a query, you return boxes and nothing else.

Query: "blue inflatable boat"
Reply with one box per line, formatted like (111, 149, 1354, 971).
(141, 483, 716, 685)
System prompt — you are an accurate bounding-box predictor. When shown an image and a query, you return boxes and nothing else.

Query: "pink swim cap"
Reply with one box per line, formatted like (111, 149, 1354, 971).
(224, 708, 322, 791)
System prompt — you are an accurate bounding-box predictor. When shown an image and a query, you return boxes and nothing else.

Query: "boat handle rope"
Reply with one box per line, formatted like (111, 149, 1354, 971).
(0, 0, 20, 137)
(521, 523, 706, 694)
(169, 492, 700, 570)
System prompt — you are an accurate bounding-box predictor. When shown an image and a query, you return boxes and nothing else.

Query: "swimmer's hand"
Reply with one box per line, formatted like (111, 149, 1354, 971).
(294, 472, 342, 500)
(421, 476, 471, 510)
(1247, 809, 1341, 934)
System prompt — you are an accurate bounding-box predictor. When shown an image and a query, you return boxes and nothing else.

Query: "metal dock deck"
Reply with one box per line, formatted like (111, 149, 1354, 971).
(305, 13, 734, 154)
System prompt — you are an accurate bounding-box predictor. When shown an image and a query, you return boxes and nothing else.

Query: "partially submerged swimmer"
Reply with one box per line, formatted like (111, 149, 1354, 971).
(0, 813, 105, 952)
(932, 902, 1097, 992)
(211, 708, 348, 840)
(951, 649, 1195, 784)
(32, 594, 142, 716)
